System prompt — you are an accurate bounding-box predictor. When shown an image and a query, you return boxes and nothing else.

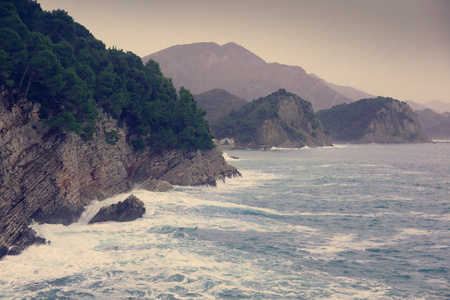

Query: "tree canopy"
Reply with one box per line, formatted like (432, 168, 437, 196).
(0, 0, 214, 150)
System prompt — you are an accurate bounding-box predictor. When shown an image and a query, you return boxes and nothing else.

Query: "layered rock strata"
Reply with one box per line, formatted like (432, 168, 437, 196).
(0, 88, 240, 258)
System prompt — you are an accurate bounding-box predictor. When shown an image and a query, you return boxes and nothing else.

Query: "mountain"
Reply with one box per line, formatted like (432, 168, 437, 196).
(194, 89, 247, 124)
(405, 100, 428, 111)
(415, 109, 450, 140)
(309, 73, 374, 101)
(143, 42, 352, 111)
(406, 100, 450, 114)
(212, 89, 332, 149)
(422, 100, 450, 114)
(316, 97, 432, 144)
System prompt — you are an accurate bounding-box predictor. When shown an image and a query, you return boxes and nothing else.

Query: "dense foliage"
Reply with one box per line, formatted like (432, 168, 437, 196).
(316, 97, 397, 140)
(194, 89, 247, 124)
(0, 0, 214, 150)
(212, 90, 281, 144)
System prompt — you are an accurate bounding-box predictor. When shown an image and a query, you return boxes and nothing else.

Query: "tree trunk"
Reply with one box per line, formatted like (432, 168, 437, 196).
(18, 65, 29, 92)
(24, 72, 34, 99)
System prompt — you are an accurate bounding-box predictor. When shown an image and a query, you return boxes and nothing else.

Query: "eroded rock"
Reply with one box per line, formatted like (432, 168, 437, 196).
(88, 195, 146, 224)
(0, 88, 240, 258)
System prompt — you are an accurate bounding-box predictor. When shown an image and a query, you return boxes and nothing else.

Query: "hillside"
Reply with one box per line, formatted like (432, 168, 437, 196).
(421, 100, 450, 114)
(415, 109, 450, 139)
(212, 89, 332, 149)
(143, 42, 352, 111)
(194, 89, 247, 124)
(0, 0, 239, 258)
(1, 1, 215, 151)
(309, 73, 374, 101)
(316, 97, 432, 144)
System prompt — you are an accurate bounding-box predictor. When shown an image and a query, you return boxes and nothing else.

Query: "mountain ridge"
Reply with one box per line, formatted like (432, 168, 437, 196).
(143, 42, 356, 111)
(309, 73, 375, 101)
(415, 109, 450, 139)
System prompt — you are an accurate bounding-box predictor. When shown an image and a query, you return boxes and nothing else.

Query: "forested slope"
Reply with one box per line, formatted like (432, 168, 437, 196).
(0, 0, 213, 151)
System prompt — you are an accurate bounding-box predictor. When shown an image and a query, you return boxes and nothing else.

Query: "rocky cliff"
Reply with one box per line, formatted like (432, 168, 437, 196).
(0, 88, 240, 259)
(212, 89, 332, 149)
(316, 97, 432, 144)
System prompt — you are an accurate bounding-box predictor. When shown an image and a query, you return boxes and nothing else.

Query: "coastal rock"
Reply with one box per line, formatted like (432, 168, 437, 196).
(0, 88, 240, 259)
(212, 89, 332, 149)
(139, 178, 173, 192)
(316, 97, 432, 144)
(88, 195, 145, 224)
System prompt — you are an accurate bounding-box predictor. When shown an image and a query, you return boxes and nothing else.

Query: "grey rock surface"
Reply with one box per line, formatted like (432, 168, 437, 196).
(88, 195, 146, 224)
(0, 88, 240, 258)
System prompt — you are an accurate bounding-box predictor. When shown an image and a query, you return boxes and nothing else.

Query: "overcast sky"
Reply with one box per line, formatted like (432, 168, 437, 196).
(38, 0, 450, 104)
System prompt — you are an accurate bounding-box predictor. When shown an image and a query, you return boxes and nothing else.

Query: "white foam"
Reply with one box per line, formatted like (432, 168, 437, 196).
(222, 152, 240, 161)
(270, 146, 305, 151)
(306, 233, 387, 256)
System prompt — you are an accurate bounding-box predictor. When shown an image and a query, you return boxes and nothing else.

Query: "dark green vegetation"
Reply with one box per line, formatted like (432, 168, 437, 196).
(212, 89, 328, 147)
(194, 89, 247, 124)
(316, 97, 412, 141)
(212, 91, 280, 144)
(0, 0, 213, 151)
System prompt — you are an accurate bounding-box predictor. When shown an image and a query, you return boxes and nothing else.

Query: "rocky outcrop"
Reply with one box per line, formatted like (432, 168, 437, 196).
(89, 195, 145, 224)
(212, 89, 332, 149)
(0, 88, 240, 258)
(316, 97, 432, 144)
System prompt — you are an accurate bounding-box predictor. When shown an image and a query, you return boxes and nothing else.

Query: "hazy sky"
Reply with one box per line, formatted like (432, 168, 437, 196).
(38, 0, 450, 104)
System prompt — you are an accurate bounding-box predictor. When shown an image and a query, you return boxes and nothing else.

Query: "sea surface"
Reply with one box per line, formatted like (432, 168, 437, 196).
(1, 143, 449, 299)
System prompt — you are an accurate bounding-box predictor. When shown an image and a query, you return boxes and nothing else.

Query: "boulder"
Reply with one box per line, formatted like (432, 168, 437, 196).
(88, 195, 146, 224)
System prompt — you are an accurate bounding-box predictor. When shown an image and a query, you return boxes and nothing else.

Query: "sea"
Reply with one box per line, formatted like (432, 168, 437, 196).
(0, 143, 449, 299)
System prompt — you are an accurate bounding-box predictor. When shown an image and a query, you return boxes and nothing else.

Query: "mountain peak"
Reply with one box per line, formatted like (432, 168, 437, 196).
(143, 42, 353, 110)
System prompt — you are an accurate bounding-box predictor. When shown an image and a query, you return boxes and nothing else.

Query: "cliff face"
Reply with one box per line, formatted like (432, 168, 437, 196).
(0, 88, 239, 258)
(254, 94, 331, 148)
(316, 97, 432, 144)
(213, 89, 332, 149)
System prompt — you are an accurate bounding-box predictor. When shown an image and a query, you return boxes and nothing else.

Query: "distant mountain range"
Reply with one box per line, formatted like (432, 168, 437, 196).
(415, 109, 450, 140)
(405, 100, 450, 114)
(143, 42, 373, 111)
(403, 100, 450, 139)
